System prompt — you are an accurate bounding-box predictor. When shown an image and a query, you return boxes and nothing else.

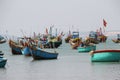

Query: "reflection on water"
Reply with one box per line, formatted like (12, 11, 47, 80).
(0, 38, 120, 80)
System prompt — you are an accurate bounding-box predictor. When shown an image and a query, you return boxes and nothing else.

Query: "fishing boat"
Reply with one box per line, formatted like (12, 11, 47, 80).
(112, 39, 120, 43)
(65, 36, 72, 43)
(98, 35, 107, 42)
(21, 47, 31, 56)
(9, 39, 23, 55)
(90, 49, 120, 62)
(112, 34, 120, 43)
(89, 29, 107, 43)
(69, 38, 82, 49)
(78, 45, 96, 52)
(43, 40, 62, 48)
(43, 37, 62, 48)
(69, 31, 81, 49)
(0, 35, 6, 44)
(31, 47, 58, 60)
(0, 51, 7, 68)
(88, 31, 99, 44)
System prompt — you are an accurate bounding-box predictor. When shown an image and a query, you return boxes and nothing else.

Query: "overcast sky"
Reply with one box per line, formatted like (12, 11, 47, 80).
(0, 0, 120, 36)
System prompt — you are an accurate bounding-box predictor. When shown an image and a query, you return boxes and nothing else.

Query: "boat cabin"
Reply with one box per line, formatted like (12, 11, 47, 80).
(72, 31, 79, 39)
(89, 31, 97, 39)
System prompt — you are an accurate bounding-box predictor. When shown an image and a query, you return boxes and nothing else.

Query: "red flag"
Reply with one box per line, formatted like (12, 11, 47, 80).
(103, 19, 107, 27)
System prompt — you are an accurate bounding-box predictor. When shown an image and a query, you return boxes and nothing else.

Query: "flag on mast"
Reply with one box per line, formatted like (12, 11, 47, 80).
(103, 19, 107, 27)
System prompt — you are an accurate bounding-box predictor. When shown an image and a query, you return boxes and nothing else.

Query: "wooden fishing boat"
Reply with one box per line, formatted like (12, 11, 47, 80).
(44, 40, 62, 48)
(65, 30, 72, 43)
(65, 36, 72, 43)
(98, 35, 107, 42)
(21, 47, 31, 56)
(31, 47, 58, 60)
(78, 45, 96, 52)
(89, 31, 107, 43)
(90, 49, 120, 62)
(112, 34, 120, 43)
(69, 38, 82, 49)
(0, 51, 7, 68)
(9, 40, 23, 55)
(112, 39, 120, 43)
(88, 31, 99, 44)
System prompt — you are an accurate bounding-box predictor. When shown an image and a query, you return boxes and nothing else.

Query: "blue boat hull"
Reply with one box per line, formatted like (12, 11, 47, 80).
(9, 39, 22, 55)
(22, 47, 31, 56)
(0, 57, 7, 68)
(78, 46, 96, 52)
(91, 50, 120, 62)
(31, 48, 58, 60)
(11, 47, 22, 55)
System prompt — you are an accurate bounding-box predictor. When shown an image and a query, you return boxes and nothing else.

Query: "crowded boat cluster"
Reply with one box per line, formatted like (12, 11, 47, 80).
(0, 27, 120, 68)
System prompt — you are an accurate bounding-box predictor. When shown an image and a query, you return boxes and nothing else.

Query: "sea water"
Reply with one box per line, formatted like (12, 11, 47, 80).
(0, 36, 120, 80)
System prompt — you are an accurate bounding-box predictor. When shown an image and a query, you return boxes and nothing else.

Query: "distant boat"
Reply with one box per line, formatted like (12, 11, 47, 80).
(77, 45, 96, 52)
(89, 31, 107, 43)
(31, 47, 58, 60)
(9, 40, 23, 55)
(112, 34, 120, 43)
(98, 35, 107, 42)
(0, 35, 6, 44)
(65, 36, 72, 43)
(90, 49, 120, 62)
(0, 51, 7, 68)
(69, 38, 82, 49)
(112, 39, 120, 43)
(69, 31, 81, 49)
(43, 40, 62, 48)
(87, 31, 99, 44)
(65, 31, 72, 43)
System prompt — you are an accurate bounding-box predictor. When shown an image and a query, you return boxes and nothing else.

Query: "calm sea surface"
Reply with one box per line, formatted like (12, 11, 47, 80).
(0, 37, 120, 80)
